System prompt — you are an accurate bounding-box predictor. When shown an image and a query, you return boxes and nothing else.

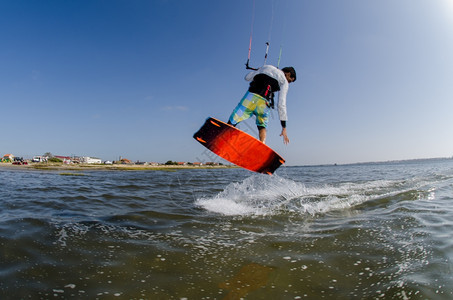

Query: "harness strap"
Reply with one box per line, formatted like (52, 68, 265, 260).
(264, 84, 271, 97)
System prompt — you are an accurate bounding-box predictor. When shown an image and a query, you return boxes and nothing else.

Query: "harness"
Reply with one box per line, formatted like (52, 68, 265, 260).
(264, 84, 275, 109)
(248, 73, 279, 109)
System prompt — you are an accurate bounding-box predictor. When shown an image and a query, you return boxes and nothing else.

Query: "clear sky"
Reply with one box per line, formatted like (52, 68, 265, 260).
(2, 0, 453, 165)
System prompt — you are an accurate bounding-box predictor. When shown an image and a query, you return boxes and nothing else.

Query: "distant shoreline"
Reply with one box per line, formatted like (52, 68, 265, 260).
(0, 163, 238, 171)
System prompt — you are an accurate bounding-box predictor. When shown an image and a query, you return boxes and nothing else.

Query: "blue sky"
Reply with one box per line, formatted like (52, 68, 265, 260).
(2, 0, 453, 165)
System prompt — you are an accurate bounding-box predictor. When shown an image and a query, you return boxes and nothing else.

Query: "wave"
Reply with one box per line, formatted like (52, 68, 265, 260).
(195, 174, 432, 216)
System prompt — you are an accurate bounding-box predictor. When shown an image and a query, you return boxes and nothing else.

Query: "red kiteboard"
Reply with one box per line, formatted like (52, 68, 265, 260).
(193, 117, 285, 174)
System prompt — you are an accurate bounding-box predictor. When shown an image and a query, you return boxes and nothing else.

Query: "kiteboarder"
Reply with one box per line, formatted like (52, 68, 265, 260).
(228, 65, 296, 145)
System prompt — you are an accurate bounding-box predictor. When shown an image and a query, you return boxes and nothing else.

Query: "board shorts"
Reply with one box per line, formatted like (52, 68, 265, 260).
(228, 91, 271, 128)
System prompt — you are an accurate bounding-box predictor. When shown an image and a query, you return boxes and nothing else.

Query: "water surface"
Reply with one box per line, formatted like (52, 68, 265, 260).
(1, 159, 453, 299)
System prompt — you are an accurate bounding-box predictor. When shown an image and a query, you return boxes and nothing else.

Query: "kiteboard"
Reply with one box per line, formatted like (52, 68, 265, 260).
(193, 117, 285, 174)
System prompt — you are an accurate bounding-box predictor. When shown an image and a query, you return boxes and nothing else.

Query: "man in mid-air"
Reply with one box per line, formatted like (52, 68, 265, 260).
(228, 65, 296, 145)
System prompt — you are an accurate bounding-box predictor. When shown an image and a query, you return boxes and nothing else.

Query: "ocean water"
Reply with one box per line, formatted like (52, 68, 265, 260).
(1, 159, 453, 299)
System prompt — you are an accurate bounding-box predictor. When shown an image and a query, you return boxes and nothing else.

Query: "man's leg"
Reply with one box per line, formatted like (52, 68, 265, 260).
(258, 126, 267, 144)
(255, 96, 270, 144)
(228, 91, 255, 126)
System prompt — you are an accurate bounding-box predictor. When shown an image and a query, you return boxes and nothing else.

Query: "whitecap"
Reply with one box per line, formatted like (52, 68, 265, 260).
(195, 174, 395, 216)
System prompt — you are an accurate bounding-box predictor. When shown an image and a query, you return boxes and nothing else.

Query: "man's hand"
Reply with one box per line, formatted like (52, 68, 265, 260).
(280, 127, 290, 145)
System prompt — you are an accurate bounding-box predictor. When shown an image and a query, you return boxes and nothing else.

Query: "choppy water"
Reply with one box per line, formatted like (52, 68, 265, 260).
(1, 159, 453, 299)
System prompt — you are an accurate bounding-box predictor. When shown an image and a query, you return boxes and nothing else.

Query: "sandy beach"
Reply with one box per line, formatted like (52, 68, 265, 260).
(0, 162, 236, 171)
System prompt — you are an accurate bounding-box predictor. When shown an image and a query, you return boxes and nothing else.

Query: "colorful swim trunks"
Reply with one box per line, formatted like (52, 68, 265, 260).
(228, 91, 271, 128)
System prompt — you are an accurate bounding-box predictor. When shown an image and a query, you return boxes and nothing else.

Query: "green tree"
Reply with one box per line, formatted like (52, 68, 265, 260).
(48, 157, 62, 163)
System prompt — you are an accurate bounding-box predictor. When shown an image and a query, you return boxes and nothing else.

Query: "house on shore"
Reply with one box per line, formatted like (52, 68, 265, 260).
(55, 156, 72, 164)
(120, 158, 132, 164)
(2, 154, 14, 162)
(80, 156, 102, 164)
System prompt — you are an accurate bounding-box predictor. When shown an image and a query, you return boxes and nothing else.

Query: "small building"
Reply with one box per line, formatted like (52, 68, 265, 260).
(193, 162, 203, 166)
(2, 154, 14, 162)
(80, 156, 102, 164)
(55, 156, 72, 164)
(71, 157, 81, 163)
(120, 158, 132, 164)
